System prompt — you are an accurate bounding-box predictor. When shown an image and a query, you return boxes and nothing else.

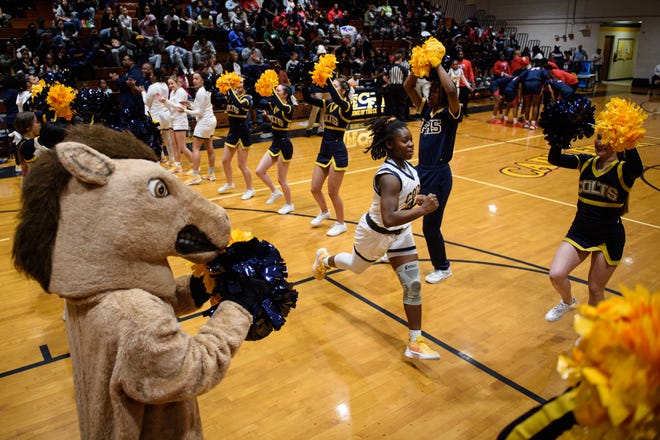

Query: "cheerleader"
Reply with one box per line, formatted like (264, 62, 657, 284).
(143, 68, 173, 165)
(161, 75, 193, 173)
(181, 72, 217, 185)
(217, 77, 255, 200)
(544, 99, 645, 322)
(304, 77, 353, 237)
(254, 84, 296, 214)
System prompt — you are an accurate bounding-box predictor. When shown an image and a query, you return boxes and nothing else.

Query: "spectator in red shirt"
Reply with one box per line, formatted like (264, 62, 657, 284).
(509, 49, 529, 75)
(493, 52, 510, 77)
(327, 3, 343, 24)
(457, 51, 474, 116)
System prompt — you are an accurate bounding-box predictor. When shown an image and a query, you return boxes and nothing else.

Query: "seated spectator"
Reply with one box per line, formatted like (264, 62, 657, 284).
(0, 6, 11, 28)
(228, 23, 246, 51)
(138, 6, 165, 51)
(101, 27, 131, 67)
(195, 9, 216, 37)
(202, 52, 224, 75)
(99, 6, 120, 40)
(54, 0, 81, 33)
(165, 38, 194, 75)
(224, 49, 242, 75)
(263, 22, 283, 61)
(39, 51, 60, 76)
(117, 6, 137, 43)
(192, 35, 216, 68)
(241, 37, 264, 66)
(134, 35, 162, 71)
(285, 51, 299, 77)
(52, 18, 79, 48)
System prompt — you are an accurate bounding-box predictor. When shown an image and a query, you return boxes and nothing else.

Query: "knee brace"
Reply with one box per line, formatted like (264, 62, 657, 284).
(396, 261, 422, 306)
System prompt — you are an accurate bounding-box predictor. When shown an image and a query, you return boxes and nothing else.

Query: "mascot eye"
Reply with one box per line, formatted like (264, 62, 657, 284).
(148, 179, 169, 198)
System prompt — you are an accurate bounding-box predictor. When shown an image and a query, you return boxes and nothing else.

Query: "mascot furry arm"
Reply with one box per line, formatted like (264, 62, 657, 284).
(12, 124, 252, 439)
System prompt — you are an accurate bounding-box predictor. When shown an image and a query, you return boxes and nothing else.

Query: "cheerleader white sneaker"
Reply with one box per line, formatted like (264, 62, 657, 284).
(241, 189, 256, 200)
(310, 211, 331, 227)
(326, 222, 347, 237)
(545, 298, 578, 322)
(217, 183, 235, 193)
(266, 190, 283, 205)
(277, 204, 294, 215)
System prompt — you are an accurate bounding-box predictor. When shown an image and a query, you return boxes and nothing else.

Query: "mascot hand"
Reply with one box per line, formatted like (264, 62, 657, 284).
(190, 275, 211, 308)
(220, 278, 268, 315)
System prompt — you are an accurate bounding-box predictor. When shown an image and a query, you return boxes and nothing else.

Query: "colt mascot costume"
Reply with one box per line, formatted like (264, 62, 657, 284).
(13, 124, 257, 439)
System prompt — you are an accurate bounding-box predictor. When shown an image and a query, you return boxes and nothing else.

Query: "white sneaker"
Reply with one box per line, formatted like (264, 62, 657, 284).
(310, 211, 331, 227)
(312, 247, 330, 280)
(277, 203, 294, 215)
(241, 189, 256, 200)
(217, 183, 235, 193)
(545, 298, 578, 322)
(266, 190, 283, 205)
(260, 132, 273, 138)
(425, 268, 452, 284)
(326, 222, 347, 237)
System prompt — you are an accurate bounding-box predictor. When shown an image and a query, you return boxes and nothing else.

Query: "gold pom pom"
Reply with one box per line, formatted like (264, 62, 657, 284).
(311, 54, 337, 87)
(215, 71, 243, 94)
(410, 37, 446, 78)
(255, 69, 279, 97)
(46, 83, 77, 121)
(595, 98, 647, 152)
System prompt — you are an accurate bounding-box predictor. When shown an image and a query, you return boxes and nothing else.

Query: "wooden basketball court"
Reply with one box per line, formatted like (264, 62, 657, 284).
(1, 85, 658, 439)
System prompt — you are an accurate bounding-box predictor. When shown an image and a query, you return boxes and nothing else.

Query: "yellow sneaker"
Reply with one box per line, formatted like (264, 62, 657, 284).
(312, 248, 330, 280)
(202, 173, 216, 181)
(167, 165, 183, 173)
(405, 337, 440, 360)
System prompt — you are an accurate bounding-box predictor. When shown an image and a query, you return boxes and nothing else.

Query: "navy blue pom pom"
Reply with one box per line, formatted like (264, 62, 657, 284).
(538, 95, 596, 148)
(204, 238, 298, 341)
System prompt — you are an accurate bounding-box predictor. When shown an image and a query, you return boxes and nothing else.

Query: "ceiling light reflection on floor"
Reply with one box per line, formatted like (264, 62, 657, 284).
(336, 403, 350, 421)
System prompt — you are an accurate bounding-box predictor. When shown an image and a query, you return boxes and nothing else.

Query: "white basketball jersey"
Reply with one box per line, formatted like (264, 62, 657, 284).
(368, 158, 420, 232)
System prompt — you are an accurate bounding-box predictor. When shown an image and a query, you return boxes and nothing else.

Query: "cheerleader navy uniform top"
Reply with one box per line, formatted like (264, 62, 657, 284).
(304, 80, 352, 170)
(267, 90, 295, 161)
(548, 146, 643, 264)
(368, 158, 420, 233)
(225, 88, 253, 148)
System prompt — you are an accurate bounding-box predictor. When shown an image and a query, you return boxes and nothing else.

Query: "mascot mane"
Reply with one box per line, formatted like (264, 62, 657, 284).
(12, 124, 159, 291)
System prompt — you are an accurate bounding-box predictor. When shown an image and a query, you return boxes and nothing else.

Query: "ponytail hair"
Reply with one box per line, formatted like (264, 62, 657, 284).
(364, 116, 407, 160)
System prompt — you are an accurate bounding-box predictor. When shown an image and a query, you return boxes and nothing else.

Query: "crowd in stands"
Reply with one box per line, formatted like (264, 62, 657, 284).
(1, 0, 602, 140)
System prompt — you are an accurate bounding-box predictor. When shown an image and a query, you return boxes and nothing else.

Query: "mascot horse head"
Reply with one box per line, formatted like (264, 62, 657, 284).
(12, 124, 231, 300)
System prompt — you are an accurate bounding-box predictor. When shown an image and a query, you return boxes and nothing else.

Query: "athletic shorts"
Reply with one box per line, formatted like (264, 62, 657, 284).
(353, 214, 417, 263)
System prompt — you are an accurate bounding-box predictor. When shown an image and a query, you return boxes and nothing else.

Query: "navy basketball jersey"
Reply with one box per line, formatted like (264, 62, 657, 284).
(418, 100, 461, 165)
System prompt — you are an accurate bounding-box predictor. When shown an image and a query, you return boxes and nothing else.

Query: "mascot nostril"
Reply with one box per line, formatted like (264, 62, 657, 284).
(176, 225, 219, 254)
(12, 124, 296, 439)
